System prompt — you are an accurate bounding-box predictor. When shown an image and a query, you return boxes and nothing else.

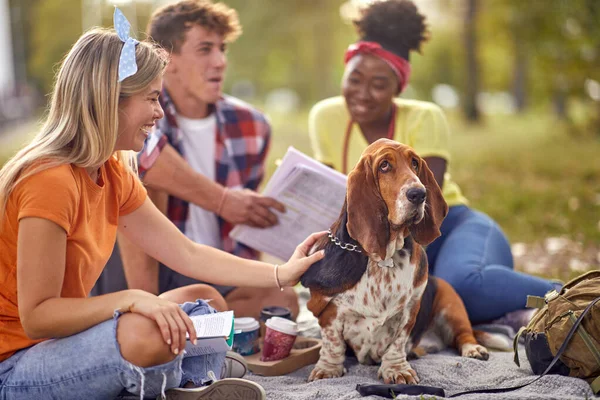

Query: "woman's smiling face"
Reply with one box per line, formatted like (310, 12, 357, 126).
(115, 76, 164, 152)
(342, 54, 399, 125)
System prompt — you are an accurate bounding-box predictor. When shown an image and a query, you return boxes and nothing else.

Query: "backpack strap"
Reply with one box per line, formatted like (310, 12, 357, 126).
(567, 311, 600, 367)
(592, 376, 600, 394)
(526, 295, 546, 309)
(513, 326, 527, 367)
(526, 289, 559, 308)
(514, 295, 547, 367)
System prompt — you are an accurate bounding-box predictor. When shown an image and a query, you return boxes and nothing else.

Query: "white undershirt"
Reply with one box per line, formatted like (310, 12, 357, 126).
(176, 113, 221, 248)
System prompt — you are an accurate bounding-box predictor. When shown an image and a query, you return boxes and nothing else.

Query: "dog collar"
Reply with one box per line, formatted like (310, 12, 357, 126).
(328, 229, 362, 253)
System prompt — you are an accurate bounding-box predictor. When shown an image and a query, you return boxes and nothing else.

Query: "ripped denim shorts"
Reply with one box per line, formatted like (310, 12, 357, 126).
(0, 299, 225, 400)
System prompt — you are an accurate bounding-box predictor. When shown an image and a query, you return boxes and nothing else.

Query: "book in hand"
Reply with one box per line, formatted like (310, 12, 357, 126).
(184, 310, 235, 357)
(230, 147, 347, 261)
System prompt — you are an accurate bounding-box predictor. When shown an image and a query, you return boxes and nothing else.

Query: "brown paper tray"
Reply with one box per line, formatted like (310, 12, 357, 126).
(243, 337, 321, 376)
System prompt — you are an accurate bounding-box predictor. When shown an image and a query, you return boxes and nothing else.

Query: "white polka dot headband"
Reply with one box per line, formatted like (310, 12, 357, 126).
(114, 7, 139, 82)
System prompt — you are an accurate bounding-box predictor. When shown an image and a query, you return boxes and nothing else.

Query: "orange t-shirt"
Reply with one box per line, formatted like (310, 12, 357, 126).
(0, 157, 147, 361)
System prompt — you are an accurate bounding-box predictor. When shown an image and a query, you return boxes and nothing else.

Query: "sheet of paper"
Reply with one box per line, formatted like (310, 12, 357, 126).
(184, 337, 231, 357)
(189, 310, 233, 339)
(230, 147, 347, 261)
(184, 311, 234, 356)
(262, 147, 346, 194)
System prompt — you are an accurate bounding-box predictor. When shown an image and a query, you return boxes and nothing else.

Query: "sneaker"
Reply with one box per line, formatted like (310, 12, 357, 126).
(164, 378, 266, 400)
(220, 351, 248, 379)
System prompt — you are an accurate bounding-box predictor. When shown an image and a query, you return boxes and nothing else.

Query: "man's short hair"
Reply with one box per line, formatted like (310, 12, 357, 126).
(147, 0, 242, 53)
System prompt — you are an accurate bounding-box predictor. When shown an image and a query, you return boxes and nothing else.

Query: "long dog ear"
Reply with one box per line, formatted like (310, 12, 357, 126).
(409, 158, 448, 245)
(346, 155, 390, 260)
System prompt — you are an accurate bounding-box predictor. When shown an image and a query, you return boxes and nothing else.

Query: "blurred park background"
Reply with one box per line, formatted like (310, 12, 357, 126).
(0, 0, 598, 279)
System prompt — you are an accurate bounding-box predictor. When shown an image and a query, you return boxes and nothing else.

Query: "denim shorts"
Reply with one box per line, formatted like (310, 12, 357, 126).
(0, 299, 225, 400)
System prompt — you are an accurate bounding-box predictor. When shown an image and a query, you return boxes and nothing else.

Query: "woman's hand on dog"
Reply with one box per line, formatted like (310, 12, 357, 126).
(279, 231, 327, 286)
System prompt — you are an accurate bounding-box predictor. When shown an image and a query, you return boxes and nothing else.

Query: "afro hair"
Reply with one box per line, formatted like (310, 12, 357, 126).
(353, 0, 429, 60)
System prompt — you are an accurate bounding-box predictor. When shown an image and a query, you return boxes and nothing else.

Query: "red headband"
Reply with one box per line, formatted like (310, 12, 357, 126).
(344, 41, 411, 93)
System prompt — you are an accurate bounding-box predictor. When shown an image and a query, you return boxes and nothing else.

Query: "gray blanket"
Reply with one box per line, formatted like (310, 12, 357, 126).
(246, 288, 595, 399)
(246, 348, 595, 399)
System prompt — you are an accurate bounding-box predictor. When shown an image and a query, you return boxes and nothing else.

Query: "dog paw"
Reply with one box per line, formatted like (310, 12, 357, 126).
(308, 363, 345, 381)
(378, 361, 420, 384)
(461, 343, 489, 361)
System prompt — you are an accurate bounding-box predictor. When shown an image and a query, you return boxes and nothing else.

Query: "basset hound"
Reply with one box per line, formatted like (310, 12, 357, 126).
(301, 139, 500, 384)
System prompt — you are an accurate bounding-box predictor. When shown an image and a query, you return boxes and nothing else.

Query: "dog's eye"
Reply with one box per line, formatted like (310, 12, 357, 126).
(411, 158, 419, 172)
(379, 160, 391, 172)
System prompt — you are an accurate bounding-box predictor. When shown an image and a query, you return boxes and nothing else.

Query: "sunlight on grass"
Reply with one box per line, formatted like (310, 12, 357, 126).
(446, 112, 600, 246)
(265, 109, 600, 249)
(0, 120, 40, 165)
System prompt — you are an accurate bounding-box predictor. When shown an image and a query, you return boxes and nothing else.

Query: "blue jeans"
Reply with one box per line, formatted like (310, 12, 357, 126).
(0, 300, 225, 400)
(426, 205, 555, 324)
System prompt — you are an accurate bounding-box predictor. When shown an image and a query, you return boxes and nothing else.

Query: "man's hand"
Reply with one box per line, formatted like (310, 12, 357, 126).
(220, 189, 286, 228)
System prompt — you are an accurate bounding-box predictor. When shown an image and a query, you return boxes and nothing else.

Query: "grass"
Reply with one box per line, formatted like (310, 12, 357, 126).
(448, 112, 600, 246)
(265, 109, 600, 248)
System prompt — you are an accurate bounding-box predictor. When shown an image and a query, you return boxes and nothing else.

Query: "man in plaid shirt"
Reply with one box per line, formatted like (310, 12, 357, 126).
(115, 0, 300, 320)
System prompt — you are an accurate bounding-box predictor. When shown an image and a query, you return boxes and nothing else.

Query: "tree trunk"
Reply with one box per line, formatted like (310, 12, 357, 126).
(463, 0, 480, 122)
(512, 33, 527, 113)
(312, 8, 333, 102)
(9, 1, 26, 85)
(553, 91, 568, 120)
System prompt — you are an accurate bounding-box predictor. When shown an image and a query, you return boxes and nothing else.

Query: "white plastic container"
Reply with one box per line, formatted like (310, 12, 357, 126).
(232, 317, 260, 356)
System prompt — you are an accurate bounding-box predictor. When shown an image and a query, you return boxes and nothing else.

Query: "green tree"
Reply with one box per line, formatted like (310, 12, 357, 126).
(223, 0, 352, 105)
(482, 0, 600, 130)
(28, 0, 82, 94)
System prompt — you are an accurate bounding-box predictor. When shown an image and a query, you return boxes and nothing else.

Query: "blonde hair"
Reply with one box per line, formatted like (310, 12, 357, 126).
(0, 28, 168, 215)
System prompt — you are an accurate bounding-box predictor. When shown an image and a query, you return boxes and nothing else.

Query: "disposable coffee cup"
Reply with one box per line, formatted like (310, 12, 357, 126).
(232, 317, 260, 356)
(259, 306, 292, 337)
(260, 316, 298, 361)
(260, 306, 293, 321)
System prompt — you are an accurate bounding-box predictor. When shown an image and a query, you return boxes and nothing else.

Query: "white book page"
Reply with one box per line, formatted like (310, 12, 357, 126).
(184, 337, 231, 357)
(230, 147, 347, 260)
(188, 310, 233, 339)
(262, 147, 346, 194)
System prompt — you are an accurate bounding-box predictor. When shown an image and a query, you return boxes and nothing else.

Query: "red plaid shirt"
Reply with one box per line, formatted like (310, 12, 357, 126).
(138, 90, 270, 260)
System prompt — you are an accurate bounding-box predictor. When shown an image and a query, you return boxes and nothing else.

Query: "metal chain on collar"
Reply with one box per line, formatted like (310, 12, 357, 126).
(328, 229, 362, 253)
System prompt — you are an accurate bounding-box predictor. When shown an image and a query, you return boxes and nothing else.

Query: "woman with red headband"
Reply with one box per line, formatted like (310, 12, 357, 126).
(308, 0, 560, 328)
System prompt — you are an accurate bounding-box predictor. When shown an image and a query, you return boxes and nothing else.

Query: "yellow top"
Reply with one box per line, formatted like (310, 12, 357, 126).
(308, 96, 467, 207)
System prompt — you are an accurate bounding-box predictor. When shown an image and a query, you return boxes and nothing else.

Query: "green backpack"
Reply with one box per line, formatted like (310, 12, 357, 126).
(513, 270, 600, 394)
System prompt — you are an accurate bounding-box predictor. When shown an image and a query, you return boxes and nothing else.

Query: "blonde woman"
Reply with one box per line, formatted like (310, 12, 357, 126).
(0, 11, 324, 400)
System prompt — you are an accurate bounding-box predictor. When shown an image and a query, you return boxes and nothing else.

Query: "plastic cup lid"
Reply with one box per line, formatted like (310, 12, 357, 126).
(265, 316, 298, 336)
(234, 317, 259, 332)
(260, 306, 292, 319)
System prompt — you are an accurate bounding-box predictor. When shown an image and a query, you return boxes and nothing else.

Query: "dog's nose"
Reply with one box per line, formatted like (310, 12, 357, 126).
(406, 187, 426, 205)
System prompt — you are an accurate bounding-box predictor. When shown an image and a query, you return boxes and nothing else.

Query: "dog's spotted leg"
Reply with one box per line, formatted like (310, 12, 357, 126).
(378, 333, 419, 384)
(308, 322, 346, 381)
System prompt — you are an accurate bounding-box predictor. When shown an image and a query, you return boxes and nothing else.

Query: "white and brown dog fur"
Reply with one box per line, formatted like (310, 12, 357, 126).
(301, 139, 506, 384)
